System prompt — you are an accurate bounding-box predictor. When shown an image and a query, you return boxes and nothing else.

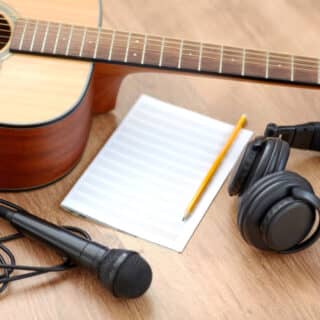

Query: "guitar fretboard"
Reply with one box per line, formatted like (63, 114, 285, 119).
(10, 18, 320, 86)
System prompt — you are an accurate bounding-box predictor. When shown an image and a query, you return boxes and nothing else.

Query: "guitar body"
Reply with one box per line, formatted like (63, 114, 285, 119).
(0, 0, 131, 190)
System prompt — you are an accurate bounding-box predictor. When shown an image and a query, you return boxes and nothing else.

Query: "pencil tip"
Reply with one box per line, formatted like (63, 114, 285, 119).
(182, 211, 190, 221)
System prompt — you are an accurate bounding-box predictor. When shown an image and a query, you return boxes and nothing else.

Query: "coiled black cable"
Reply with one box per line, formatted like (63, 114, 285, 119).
(0, 225, 91, 294)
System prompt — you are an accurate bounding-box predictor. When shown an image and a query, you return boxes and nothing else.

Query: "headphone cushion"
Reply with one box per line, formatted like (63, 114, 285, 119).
(238, 171, 284, 230)
(237, 139, 290, 228)
(260, 138, 281, 175)
(244, 139, 276, 188)
(275, 139, 290, 171)
(264, 138, 289, 174)
(228, 137, 264, 196)
(238, 171, 313, 250)
(229, 137, 290, 196)
(244, 138, 289, 190)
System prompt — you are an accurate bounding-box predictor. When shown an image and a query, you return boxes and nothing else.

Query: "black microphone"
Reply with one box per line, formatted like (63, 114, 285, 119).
(0, 203, 152, 298)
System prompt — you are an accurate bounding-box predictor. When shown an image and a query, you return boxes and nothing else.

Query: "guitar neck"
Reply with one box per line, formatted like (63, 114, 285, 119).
(10, 18, 320, 87)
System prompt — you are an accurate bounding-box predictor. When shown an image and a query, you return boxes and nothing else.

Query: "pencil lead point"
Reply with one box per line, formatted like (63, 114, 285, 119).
(182, 211, 190, 221)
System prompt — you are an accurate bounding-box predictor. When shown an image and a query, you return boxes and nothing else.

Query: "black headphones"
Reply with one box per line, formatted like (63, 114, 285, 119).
(228, 122, 320, 253)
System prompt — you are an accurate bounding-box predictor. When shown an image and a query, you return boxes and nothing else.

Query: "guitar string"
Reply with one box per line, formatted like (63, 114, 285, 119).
(3, 15, 320, 68)
(1, 23, 318, 72)
(1, 18, 319, 77)
(6, 18, 319, 66)
(7, 28, 318, 71)
(9, 22, 318, 67)
(1, 37, 318, 74)
(1, 39, 316, 75)
(1, 21, 319, 72)
(8, 35, 319, 73)
(1, 26, 319, 70)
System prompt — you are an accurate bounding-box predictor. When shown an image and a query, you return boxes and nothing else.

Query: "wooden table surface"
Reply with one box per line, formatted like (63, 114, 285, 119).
(2, 0, 320, 319)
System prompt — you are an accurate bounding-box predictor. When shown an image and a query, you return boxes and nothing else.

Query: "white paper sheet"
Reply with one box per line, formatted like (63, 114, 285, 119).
(61, 95, 252, 252)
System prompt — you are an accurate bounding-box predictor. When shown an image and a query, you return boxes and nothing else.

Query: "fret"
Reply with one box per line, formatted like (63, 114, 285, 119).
(45, 23, 61, 54)
(159, 37, 165, 67)
(79, 28, 87, 57)
(65, 25, 74, 55)
(30, 21, 39, 51)
(93, 29, 101, 59)
(55, 24, 72, 55)
(198, 42, 203, 71)
(269, 53, 291, 80)
(245, 49, 267, 78)
(219, 45, 224, 73)
(265, 52, 270, 78)
(201, 44, 220, 73)
(108, 30, 115, 60)
(21, 22, 37, 51)
(162, 38, 180, 68)
(222, 46, 242, 75)
(178, 40, 184, 69)
(110, 31, 129, 62)
(68, 26, 84, 56)
(53, 23, 62, 54)
(95, 30, 113, 60)
(291, 56, 294, 81)
(241, 48, 246, 76)
(141, 34, 148, 64)
(18, 21, 28, 50)
(31, 21, 48, 52)
(144, 36, 161, 65)
(124, 32, 131, 63)
(180, 41, 200, 71)
(41, 22, 50, 53)
(127, 33, 144, 64)
(9, 19, 25, 50)
(294, 57, 318, 84)
(82, 28, 99, 58)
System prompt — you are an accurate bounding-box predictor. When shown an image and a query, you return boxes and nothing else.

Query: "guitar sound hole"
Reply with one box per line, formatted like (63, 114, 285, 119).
(0, 13, 11, 52)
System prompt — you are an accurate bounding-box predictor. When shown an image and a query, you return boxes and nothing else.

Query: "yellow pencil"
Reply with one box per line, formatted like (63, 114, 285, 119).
(183, 114, 247, 221)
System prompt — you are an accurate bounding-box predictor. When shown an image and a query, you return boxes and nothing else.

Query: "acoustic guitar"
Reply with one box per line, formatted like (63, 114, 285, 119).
(0, 0, 319, 191)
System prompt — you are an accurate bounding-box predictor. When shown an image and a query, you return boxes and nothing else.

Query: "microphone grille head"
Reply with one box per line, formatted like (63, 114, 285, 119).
(99, 250, 152, 299)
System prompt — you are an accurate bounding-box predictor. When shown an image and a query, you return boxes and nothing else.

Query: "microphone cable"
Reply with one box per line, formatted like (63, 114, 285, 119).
(0, 200, 92, 294)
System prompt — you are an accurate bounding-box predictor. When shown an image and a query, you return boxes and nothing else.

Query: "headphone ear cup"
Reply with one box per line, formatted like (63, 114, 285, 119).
(260, 197, 315, 251)
(238, 171, 313, 250)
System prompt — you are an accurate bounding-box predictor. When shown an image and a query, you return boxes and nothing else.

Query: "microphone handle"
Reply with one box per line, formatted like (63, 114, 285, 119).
(0, 206, 108, 270)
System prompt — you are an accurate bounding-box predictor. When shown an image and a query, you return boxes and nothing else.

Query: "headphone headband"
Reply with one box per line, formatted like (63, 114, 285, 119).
(264, 122, 320, 151)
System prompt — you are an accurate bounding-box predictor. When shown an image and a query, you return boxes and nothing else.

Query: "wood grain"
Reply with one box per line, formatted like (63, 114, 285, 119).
(2, 0, 320, 319)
